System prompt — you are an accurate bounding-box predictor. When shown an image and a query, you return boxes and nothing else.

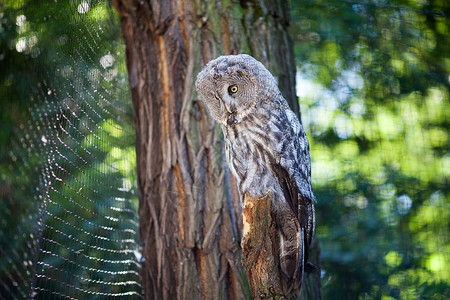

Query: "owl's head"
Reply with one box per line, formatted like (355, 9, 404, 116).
(195, 54, 278, 126)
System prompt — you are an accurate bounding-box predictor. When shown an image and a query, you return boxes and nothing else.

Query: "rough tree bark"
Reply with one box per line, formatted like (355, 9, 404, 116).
(241, 193, 285, 299)
(112, 0, 321, 299)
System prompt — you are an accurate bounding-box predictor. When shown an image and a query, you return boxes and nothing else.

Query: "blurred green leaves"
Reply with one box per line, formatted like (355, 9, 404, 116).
(0, 0, 141, 298)
(292, 0, 449, 298)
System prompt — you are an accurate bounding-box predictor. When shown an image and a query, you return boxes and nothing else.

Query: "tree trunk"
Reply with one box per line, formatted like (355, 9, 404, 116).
(112, 0, 321, 299)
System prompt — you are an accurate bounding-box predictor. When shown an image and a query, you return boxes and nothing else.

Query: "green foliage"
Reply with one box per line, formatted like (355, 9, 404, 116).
(0, 0, 140, 298)
(291, 0, 449, 298)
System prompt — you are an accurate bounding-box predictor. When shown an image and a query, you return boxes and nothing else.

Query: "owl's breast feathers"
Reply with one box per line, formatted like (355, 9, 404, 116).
(224, 99, 316, 295)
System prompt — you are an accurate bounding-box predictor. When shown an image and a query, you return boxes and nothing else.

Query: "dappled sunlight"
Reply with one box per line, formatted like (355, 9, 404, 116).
(293, 0, 449, 297)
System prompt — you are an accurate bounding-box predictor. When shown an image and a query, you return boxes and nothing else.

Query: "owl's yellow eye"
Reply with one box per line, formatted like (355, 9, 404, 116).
(228, 85, 238, 94)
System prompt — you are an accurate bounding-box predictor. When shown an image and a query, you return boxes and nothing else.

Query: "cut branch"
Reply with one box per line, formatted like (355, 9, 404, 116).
(241, 192, 285, 299)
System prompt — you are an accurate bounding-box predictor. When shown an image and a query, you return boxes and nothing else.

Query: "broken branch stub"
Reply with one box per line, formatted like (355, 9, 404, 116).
(241, 192, 285, 299)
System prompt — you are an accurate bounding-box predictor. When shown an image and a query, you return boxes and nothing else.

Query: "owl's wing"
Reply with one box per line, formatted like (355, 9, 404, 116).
(281, 110, 315, 255)
(270, 109, 316, 294)
(271, 161, 314, 292)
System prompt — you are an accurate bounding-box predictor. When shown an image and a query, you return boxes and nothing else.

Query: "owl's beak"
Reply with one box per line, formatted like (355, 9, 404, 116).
(216, 93, 233, 114)
(224, 103, 233, 114)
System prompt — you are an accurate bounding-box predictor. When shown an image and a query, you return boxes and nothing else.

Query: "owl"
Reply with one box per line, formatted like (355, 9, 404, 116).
(195, 54, 315, 296)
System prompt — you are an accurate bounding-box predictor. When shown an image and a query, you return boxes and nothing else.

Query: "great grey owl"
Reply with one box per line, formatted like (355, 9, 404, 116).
(195, 54, 315, 296)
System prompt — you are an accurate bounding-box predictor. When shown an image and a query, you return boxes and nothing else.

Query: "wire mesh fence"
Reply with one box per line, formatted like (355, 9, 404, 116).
(1, 1, 142, 298)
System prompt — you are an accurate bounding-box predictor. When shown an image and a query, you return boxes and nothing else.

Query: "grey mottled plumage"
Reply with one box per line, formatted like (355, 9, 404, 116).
(195, 54, 315, 296)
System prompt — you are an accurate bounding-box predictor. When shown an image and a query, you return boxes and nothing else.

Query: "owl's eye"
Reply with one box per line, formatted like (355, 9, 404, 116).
(228, 85, 238, 94)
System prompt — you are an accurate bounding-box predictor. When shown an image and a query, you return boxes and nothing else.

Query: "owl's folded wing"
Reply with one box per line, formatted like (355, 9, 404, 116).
(270, 161, 315, 294)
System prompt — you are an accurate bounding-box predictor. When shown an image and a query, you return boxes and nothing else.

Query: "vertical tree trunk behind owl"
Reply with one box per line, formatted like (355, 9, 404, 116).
(112, 0, 321, 299)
